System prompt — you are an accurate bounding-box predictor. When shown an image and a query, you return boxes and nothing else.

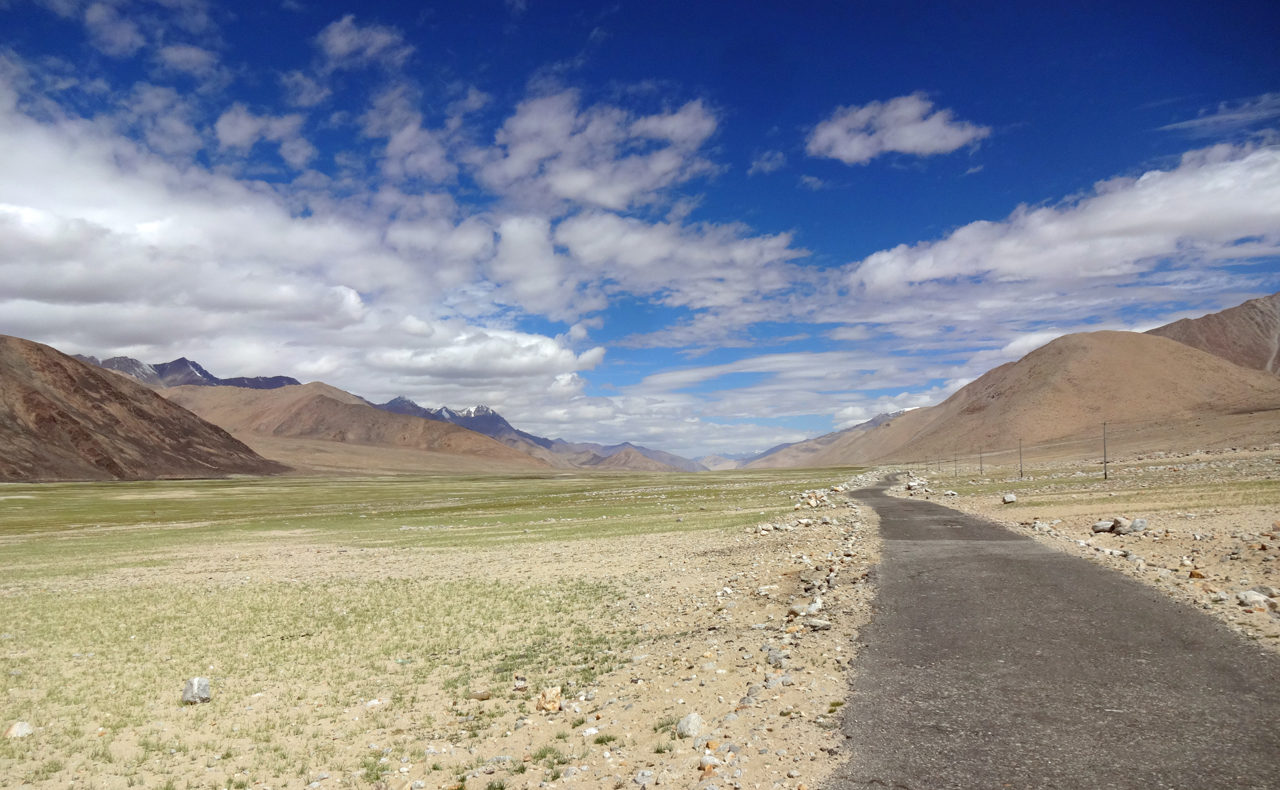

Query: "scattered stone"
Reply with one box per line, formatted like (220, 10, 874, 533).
(805, 617, 832, 631)
(535, 686, 562, 713)
(4, 721, 33, 738)
(1189, 569, 1207, 579)
(181, 677, 211, 705)
(1093, 520, 1116, 533)
(1002, 494, 1017, 504)
(676, 712, 704, 738)
(1237, 590, 1276, 609)
(467, 689, 492, 701)
(1252, 585, 1279, 599)
(634, 769, 656, 786)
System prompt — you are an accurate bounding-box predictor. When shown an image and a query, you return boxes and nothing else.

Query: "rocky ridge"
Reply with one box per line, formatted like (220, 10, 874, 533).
(0, 335, 287, 481)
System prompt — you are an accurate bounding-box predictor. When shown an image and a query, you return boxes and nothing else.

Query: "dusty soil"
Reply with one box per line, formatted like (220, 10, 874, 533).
(1, 472, 883, 790)
(888, 447, 1280, 652)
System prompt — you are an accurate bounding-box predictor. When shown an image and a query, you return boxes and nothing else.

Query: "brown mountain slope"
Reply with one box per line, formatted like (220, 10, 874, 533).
(163, 383, 548, 474)
(585, 446, 680, 472)
(1147, 291, 1280, 374)
(0, 335, 287, 481)
(752, 330, 1280, 468)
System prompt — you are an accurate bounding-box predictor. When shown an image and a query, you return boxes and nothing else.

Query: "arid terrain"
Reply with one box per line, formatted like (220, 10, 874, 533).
(0, 469, 881, 790)
(889, 445, 1280, 651)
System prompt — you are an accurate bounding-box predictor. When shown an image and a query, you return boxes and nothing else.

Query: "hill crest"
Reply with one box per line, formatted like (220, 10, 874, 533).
(1, 335, 287, 481)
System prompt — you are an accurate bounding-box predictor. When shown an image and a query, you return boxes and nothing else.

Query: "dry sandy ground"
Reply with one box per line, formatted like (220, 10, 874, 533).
(889, 447, 1280, 652)
(1, 472, 883, 790)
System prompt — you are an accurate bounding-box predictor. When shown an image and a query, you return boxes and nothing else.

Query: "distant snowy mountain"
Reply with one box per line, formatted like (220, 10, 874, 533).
(375, 396, 705, 471)
(76, 354, 299, 389)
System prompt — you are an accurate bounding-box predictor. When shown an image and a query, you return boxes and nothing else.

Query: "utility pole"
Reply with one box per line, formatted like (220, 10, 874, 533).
(1102, 421, 1109, 481)
(979, 448, 984, 475)
(1018, 439, 1023, 480)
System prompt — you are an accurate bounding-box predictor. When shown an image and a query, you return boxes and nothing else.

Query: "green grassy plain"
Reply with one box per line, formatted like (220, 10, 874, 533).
(0, 468, 859, 788)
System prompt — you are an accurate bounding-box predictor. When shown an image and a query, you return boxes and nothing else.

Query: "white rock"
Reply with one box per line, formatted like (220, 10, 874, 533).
(1002, 494, 1017, 504)
(1237, 590, 1276, 609)
(675, 712, 703, 738)
(182, 677, 211, 705)
(4, 721, 33, 738)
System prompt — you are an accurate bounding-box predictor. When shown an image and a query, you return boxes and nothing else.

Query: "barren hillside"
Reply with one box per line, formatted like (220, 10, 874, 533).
(0, 335, 287, 481)
(753, 330, 1280, 468)
(585, 445, 681, 472)
(1148, 291, 1280, 374)
(163, 382, 549, 473)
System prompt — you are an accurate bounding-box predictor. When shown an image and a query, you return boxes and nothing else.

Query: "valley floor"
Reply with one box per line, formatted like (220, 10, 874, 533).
(0, 470, 879, 790)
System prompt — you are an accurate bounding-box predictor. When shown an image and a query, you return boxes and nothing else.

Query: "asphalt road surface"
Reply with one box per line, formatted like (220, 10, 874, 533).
(831, 478, 1280, 790)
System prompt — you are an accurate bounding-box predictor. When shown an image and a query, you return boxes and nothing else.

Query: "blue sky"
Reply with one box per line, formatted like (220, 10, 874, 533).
(1, 0, 1279, 458)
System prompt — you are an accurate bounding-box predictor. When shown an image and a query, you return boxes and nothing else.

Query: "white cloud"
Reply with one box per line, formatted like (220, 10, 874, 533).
(154, 44, 218, 76)
(360, 85, 455, 183)
(826, 325, 872, 342)
(279, 70, 332, 107)
(748, 149, 785, 175)
(214, 103, 316, 168)
(473, 90, 717, 211)
(848, 142, 1280, 296)
(807, 92, 990, 165)
(366, 324, 604, 381)
(1160, 93, 1280, 136)
(113, 84, 205, 159)
(556, 211, 805, 311)
(316, 14, 413, 71)
(84, 2, 145, 57)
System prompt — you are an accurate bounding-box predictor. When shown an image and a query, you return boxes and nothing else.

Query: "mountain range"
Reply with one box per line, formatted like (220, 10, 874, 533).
(74, 355, 704, 472)
(6, 291, 1280, 480)
(75, 355, 300, 389)
(1, 336, 286, 481)
(374, 396, 707, 471)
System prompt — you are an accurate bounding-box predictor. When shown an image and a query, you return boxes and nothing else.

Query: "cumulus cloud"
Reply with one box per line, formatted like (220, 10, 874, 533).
(316, 14, 413, 71)
(367, 324, 604, 381)
(113, 84, 205, 159)
(279, 70, 332, 107)
(807, 92, 990, 165)
(848, 142, 1280, 296)
(84, 2, 145, 57)
(556, 211, 805, 311)
(360, 85, 455, 183)
(214, 103, 316, 168)
(154, 44, 218, 76)
(474, 90, 718, 211)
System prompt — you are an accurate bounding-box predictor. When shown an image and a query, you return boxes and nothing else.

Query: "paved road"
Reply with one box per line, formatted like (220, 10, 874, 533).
(831, 478, 1280, 790)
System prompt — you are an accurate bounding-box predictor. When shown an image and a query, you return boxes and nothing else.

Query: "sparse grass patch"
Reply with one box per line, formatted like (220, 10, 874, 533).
(0, 468, 858, 788)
